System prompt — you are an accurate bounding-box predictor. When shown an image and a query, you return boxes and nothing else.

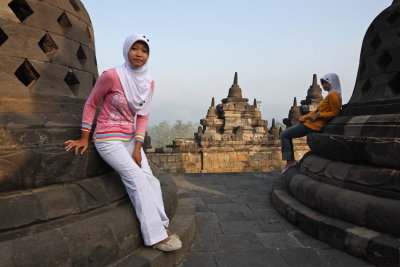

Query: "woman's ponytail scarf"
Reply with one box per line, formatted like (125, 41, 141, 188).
(116, 34, 152, 116)
(320, 73, 342, 95)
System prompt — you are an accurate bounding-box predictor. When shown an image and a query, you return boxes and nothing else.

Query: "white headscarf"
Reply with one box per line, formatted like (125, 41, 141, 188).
(320, 73, 342, 95)
(115, 34, 152, 116)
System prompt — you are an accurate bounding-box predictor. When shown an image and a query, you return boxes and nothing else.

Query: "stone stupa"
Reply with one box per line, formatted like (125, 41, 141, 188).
(273, 2, 400, 266)
(0, 1, 180, 265)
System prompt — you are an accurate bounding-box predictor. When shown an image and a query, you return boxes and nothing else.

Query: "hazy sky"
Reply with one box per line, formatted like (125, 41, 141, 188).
(81, 0, 392, 127)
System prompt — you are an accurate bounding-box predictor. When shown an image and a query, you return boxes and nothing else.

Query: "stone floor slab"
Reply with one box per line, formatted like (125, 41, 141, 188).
(278, 247, 329, 267)
(190, 234, 220, 252)
(202, 196, 233, 204)
(207, 203, 249, 212)
(215, 211, 244, 222)
(241, 209, 279, 220)
(319, 248, 373, 267)
(218, 233, 265, 252)
(220, 220, 261, 234)
(214, 249, 289, 267)
(291, 230, 331, 249)
(180, 252, 216, 267)
(258, 219, 297, 232)
(247, 201, 273, 210)
(179, 172, 374, 266)
(197, 220, 222, 235)
(256, 233, 302, 249)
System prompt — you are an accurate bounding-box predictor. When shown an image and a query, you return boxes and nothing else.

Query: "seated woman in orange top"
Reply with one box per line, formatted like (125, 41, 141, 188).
(280, 73, 342, 173)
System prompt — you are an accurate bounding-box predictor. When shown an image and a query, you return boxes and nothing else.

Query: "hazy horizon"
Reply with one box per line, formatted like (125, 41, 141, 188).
(81, 0, 392, 127)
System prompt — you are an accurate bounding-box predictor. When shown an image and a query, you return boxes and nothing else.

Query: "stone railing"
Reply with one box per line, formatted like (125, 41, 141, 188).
(146, 137, 309, 173)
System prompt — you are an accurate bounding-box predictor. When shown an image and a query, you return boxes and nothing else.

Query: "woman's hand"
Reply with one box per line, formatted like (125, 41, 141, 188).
(308, 113, 319, 121)
(65, 139, 89, 155)
(65, 131, 90, 155)
(132, 141, 143, 168)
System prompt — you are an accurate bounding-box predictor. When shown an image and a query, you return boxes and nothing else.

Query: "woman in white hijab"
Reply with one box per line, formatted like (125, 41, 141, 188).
(65, 34, 182, 251)
(280, 73, 342, 173)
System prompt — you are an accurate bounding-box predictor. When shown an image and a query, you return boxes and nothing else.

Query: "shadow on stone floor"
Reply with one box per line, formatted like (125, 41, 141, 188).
(176, 172, 373, 267)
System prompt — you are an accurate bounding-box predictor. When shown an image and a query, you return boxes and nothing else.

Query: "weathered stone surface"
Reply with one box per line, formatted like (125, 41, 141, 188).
(0, 240, 13, 267)
(1, 0, 99, 194)
(0, 169, 180, 266)
(366, 197, 400, 236)
(0, 158, 22, 192)
(12, 229, 70, 267)
(344, 227, 380, 257)
(148, 136, 308, 174)
(367, 235, 400, 267)
(286, 170, 400, 237)
(0, 193, 46, 231)
(61, 215, 119, 266)
(69, 179, 111, 212)
(318, 218, 353, 250)
(272, 185, 393, 266)
(215, 249, 287, 267)
(0, 2, 192, 267)
(331, 191, 369, 226)
(97, 173, 126, 202)
(36, 186, 79, 219)
(107, 204, 142, 258)
(299, 153, 400, 200)
(114, 255, 149, 267)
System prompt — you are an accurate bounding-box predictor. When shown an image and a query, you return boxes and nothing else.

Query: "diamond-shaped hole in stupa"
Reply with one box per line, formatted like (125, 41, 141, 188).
(38, 33, 58, 58)
(8, 0, 34, 22)
(0, 27, 8, 46)
(76, 45, 87, 65)
(64, 70, 80, 96)
(14, 59, 40, 87)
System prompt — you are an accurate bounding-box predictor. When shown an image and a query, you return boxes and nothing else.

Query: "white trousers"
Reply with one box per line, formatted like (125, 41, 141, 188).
(95, 140, 169, 246)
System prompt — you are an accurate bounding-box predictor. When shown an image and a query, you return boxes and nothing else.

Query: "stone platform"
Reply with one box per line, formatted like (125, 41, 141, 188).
(0, 161, 196, 267)
(177, 172, 371, 267)
(110, 172, 197, 267)
(273, 166, 400, 266)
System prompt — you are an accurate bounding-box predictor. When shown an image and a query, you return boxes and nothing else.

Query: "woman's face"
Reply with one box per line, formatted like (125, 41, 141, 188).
(128, 41, 149, 68)
(321, 80, 331, 91)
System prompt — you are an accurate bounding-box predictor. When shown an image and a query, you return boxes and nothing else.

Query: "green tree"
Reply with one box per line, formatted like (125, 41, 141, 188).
(147, 120, 197, 148)
(173, 120, 196, 139)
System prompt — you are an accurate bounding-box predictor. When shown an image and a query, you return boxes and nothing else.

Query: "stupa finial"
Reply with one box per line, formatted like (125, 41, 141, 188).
(293, 97, 297, 107)
(211, 97, 215, 107)
(312, 74, 317, 86)
(253, 98, 257, 106)
(226, 72, 243, 99)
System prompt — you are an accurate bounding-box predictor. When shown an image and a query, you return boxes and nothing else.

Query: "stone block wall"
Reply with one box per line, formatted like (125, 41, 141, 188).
(147, 137, 309, 173)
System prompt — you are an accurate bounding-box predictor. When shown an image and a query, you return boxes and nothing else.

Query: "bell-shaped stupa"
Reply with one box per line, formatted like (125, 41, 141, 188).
(274, 3, 400, 266)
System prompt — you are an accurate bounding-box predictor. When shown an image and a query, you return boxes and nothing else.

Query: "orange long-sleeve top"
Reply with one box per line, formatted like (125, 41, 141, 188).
(300, 91, 342, 132)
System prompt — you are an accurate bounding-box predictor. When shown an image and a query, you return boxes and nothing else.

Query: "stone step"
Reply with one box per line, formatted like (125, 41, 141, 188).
(110, 192, 197, 267)
(272, 184, 400, 267)
(0, 168, 181, 266)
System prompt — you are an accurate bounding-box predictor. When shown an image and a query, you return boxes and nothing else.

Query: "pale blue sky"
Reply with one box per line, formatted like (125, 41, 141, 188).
(81, 0, 392, 127)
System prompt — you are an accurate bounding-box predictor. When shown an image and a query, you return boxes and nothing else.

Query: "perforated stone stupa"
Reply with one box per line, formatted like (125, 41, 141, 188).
(0, 1, 181, 265)
(274, 2, 400, 266)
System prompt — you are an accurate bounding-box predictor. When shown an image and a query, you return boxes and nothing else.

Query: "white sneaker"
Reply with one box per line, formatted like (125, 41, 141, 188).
(153, 236, 182, 252)
(166, 228, 181, 242)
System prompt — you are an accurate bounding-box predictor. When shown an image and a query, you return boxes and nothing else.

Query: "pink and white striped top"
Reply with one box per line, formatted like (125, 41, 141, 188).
(81, 69, 153, 143)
